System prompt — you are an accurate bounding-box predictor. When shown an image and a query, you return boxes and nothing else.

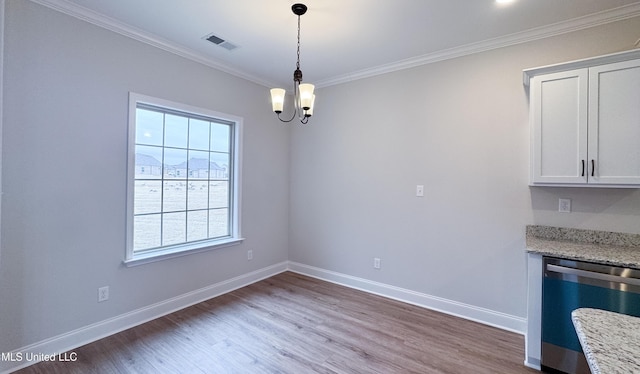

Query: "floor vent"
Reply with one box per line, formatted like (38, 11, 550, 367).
(203, 33, 239, 51)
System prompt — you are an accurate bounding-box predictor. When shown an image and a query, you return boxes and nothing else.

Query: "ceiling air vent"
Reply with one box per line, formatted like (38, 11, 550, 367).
(203, 33, 238, 51)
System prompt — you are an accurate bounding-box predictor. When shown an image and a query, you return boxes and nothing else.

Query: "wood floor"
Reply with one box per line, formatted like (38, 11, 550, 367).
(17, 272, 537, 373)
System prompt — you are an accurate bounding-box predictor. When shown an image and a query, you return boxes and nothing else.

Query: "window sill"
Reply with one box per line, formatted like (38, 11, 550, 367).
(124, 237, 244, 267)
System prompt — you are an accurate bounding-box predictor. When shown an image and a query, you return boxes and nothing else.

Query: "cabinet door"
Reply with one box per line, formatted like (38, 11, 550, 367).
(588, 59, 640, 185)
(530, 69, 588, 184)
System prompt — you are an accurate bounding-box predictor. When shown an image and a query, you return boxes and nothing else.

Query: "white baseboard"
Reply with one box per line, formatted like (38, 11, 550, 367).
(0, 262, 288, 374)
(287, 261, 527, 335)
(525, 357, 541, 370)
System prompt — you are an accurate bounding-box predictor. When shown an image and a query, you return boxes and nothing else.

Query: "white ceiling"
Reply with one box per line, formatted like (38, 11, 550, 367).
(34, 0, 640, 88)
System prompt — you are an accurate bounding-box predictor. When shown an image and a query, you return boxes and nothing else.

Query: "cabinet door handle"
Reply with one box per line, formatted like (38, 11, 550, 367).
(591, 159, 595, 177)
(581, 160, 585, 177)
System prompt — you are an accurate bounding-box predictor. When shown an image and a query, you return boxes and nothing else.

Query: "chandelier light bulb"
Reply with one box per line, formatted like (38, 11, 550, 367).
(270, 88, 286, 113)
(298, 83, 315, 110)
(305, 95, 316, 117)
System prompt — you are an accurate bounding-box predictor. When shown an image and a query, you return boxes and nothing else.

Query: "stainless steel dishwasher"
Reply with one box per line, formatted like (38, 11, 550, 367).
(541, 257, 640, 374)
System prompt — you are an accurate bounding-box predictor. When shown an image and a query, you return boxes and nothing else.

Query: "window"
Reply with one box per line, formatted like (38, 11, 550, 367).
(126, 93, 242, 265)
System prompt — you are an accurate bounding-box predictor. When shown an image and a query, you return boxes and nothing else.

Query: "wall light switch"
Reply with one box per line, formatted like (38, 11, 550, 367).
(416, 185, 424, 197)
(98, 286, 109, 302)
(559, 198, 571, 213)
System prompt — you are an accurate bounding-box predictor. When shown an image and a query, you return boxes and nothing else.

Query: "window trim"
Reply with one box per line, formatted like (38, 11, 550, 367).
(124, 92, 243, 266)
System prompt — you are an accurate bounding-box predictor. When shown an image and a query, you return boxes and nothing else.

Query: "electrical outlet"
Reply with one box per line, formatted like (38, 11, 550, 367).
(559, 198, 571, 213)
(98, 286, 109, 302)
(373, 257, 381, 269)
(247, 250, 253, 260)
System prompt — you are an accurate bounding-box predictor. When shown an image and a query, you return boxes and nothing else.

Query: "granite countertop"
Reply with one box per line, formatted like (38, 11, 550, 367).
(572, 308, 640, 374)
(526, 225, 640, 269)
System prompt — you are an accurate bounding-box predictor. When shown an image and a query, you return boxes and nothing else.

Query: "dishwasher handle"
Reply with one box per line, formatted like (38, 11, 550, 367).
(546, 264, 640, 287)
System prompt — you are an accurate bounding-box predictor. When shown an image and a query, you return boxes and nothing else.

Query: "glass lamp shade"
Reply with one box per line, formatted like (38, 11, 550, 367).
(298, 83, 315, 110)
(270, 88, 286, 113)
(305, 94, 316, 117)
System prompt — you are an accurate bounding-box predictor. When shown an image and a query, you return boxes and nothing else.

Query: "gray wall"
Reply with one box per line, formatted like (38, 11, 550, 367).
(289, 17, 640, 319)
(0, 0, 289, 352)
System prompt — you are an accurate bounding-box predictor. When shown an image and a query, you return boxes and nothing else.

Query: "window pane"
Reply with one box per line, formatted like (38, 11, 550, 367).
(163, 181, 186, 212)
(210, 152, 229, 180)
(163, 212, 186, 246)
(164, 114, 188, 149)
(188, 150, 210, 180)
(134, 214, 161, 251)
(187, 210, 208, 242)
(211, 123, 230, 152)
(135, 109, 163, 146)
(164, 148, 187, 179)
(189, 119, 210, 151)
(209, 208, 229, 238)
(135, 145, 163, 179)
(134, 181, 162, 214)
(209, 181, 229, 208)
(188, 181, 208, 210)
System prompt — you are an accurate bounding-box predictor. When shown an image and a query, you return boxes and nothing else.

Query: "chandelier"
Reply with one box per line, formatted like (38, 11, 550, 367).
(270, 3, 315, 124)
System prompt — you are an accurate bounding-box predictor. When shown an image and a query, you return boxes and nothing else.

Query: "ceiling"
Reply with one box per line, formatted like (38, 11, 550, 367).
(34, 0, 640, 88)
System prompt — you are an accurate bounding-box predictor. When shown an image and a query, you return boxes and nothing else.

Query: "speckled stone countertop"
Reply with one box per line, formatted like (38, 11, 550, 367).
(572, 308, 640, 374)
(526, 225, 640, 269)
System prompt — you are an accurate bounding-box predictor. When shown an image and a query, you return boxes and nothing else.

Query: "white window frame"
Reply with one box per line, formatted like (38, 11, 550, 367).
(125, 92, 243, 266)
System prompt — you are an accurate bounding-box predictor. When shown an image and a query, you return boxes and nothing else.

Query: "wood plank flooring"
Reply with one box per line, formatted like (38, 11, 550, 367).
(17, 272, 537, 373)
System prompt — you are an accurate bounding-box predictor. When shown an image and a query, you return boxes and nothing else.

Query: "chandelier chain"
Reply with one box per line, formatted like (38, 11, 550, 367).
(296, 15, 301, 71)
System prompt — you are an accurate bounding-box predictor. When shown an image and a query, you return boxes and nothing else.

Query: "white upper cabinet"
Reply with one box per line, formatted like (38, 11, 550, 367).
(525, 50, 640, 187)
(588, 60, 640, 185)
(530, 69, 588, 184)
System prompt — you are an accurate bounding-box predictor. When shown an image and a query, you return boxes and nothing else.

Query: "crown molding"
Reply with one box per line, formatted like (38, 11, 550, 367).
(27, 0, 640, 89)
(314, 3, 640, 88)
(28, 0, 277, 88)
